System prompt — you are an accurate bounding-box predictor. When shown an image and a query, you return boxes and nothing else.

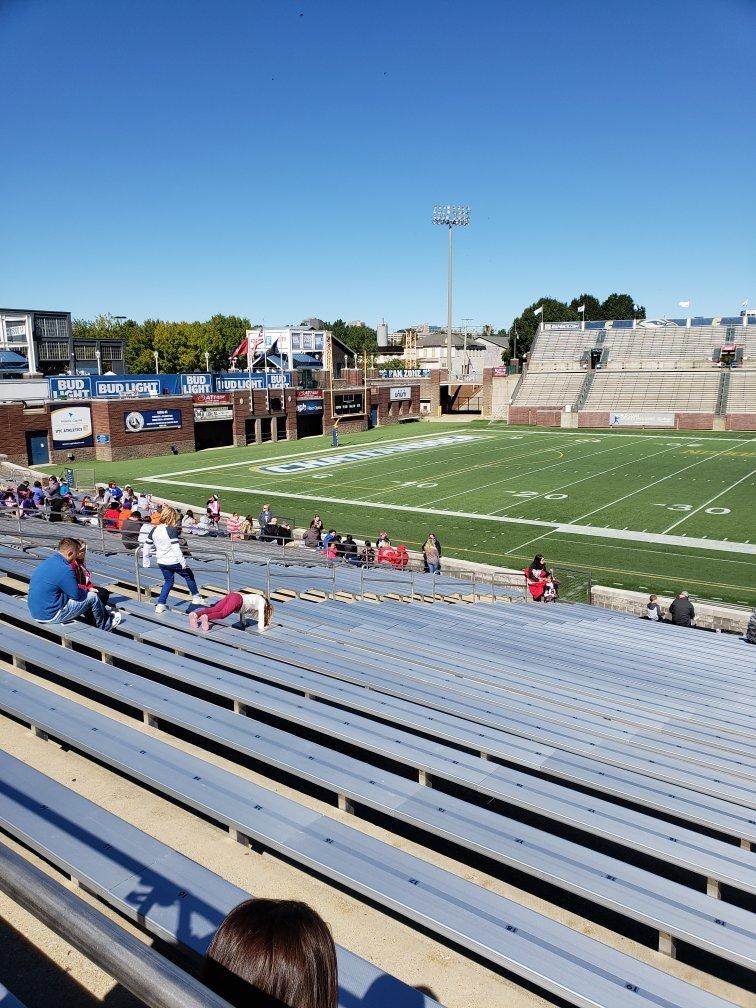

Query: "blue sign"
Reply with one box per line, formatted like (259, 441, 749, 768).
(296, 400, 323, 414)
(95, 375, 163, 398)
(179, 372, 214, 395)
(378, 369, 430, 379)
(96, 433, 110, 444)
(124, 408, 182, 432)
(49, 376, 92, 400)
(215, 371, 294, 392)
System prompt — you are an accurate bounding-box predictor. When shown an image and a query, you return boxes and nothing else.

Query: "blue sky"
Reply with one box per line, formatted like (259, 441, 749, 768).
(2, 0, 754, 329)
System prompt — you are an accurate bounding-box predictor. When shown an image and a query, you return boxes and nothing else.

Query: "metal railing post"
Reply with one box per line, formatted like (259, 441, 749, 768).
(587, 571, 593, 605)
(15, 506, 22, 533)
(331, 562, 336, 600)
(432, 571, 437, 603)
(472, 572, 476, 602)
(410, 570, 415, 603)
(265, 560, 271, 599)
(360, 563, 365, 601)
(134, 547, 142, 600)
(100, 515, 106, 549)
(224, 552, 231, 594)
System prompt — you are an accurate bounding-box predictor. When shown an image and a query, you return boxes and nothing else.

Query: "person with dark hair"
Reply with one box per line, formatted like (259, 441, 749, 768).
(358, 539, 375, 566)
(524, 555, 549, 601)
(201, 898, 337, 1008)
(27, 538, 120, 630)
(121, 509, 143, 551)
(645, 594, 663, 622)
(342, 534, 358, 563)
(310, 514, 324, 540)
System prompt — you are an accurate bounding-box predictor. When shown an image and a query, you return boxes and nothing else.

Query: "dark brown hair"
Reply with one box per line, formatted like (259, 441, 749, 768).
(201, 899, 338, 1008)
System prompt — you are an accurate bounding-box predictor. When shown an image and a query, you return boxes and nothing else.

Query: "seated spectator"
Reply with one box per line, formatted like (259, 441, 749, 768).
(121, 485, 135, 508)
(103, 480, 123, 506)
(394, 544, 409, 569)
(358, 539, 375, 566)
(309, 514, 324, 539)
(542, 574, 558, 603)
(27, 537, 121, 631)
(70, 540, 111, 610)
(669, 591, 695, 627)
(301, 525, 320, 548)
(226, 512, 243, 540)
(332, 534, 346, 559)
(376, 543, 409, 569)
(278, 521, 293, 545)
(321, 529, 337, 552)
(342, 534, 358, 563)
(102, 501, 122, 531)
(258, 502, 273, 529)
(261, 516, 280, 542)
(422, 533, 441, 574)
(240, 514, 255, 539)
(31, 481, 46, 509)
(121, 509, 143, 551)
(324, 537, 339, 560)
(524, 554, 549, 601)
(645, 594, 663, 622)
(201, 898, 337, 1008)
(189, 590, 272, 633)
(376, 530, 390, 548)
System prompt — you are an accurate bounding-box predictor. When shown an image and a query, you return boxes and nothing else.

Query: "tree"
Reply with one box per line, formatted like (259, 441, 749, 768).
(601, 293, 644, 320)
(508, 297, 578, 357)
(568, 294, 602, 320)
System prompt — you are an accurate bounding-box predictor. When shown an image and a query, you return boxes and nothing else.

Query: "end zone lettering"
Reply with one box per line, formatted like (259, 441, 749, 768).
(261, 434, 481, 474)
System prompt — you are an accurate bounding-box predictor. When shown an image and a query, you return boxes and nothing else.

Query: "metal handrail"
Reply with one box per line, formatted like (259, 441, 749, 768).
(359, 564, 415, 602)
(0, 841, 233, 1008)
(266, 557, 337, 599)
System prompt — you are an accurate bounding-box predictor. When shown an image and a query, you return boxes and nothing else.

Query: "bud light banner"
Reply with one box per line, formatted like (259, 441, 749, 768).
(214, 371, 294, 392)
(180, 372, 214, 395)
(94, 375, 164, 398)
(49, 376, 93, 400)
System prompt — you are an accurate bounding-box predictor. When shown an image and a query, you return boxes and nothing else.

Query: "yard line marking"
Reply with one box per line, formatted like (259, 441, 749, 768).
(144, 476, 756, 554)
(663, 468, 756, 534)
(568, 441, 747, 525)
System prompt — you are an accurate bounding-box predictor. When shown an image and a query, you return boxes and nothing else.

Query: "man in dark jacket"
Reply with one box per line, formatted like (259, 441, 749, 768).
(28, 538, 117, 630)
(121, 509, 143, 551)
(668, 591, 695, 627)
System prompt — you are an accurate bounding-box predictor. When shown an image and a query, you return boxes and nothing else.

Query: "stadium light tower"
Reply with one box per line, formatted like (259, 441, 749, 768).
(433, 204, 469, 374)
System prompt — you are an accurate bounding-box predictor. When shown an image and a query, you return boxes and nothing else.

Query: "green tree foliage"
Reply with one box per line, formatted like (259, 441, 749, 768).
(74, 314, 251, 373)
(321, 319, 378, 356)
(508, 292, 645, 357)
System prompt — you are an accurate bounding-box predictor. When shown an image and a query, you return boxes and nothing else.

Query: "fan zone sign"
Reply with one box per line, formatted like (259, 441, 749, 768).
(260, 433, 482, 474)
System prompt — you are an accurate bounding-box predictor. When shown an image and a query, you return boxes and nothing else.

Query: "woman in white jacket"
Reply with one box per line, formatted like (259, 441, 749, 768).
(140, 506, 202, 613)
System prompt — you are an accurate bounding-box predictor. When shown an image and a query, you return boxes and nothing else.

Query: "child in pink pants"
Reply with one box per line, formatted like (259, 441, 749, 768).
(189, 591, 272, 632)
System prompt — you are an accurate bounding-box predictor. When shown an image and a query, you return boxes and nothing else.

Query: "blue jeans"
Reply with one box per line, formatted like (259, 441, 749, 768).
(157, 563, 199, 605)
(427, 562, 440, 574)
(43, 593, 112, 630)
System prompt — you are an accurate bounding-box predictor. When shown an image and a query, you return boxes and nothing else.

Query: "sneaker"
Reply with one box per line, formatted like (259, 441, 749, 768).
(111, 612, 125, 630)
(155, 604, 167, 614)
(191, 594, 203, 604)
(199, 614, 210, 633)
(189, 612, 199, 631)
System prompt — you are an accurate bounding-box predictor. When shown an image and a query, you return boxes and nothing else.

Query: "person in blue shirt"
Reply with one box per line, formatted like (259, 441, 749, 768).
(27, 538, 121, 630)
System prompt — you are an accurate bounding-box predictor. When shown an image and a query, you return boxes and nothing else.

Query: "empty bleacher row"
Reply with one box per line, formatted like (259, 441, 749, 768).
(525, 329, 595, 372)
(0, 535, 753, 1008)
(508, 370, 586, 407)
(726, 369, 756, 412)
(582, 370, 722, 412)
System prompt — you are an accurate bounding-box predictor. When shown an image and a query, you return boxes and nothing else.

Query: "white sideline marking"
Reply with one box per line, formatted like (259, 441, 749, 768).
(663, 468, 756, 533)
(143, 476, 756, 555)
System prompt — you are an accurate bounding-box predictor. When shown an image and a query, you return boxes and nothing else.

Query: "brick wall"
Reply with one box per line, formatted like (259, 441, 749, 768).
(92, 396, 196, 461)
(0, 404, 50, 465)
(578, 411, 611, 427)
(725, 413, 756, 431)
(675, 412, 715, 430)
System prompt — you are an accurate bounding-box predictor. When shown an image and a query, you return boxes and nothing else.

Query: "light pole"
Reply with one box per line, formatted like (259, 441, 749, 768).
(204, 350, 210, 373)
(95, 348, 102, 375)
(433, 204, 469, 374)
(153, 350, 160, 374)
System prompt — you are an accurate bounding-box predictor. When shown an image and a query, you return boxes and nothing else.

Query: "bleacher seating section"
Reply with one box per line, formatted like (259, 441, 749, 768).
(0, 526, 754, 1008)
(513, 317, 755, 415)
(726, 369, 756, 412)
(582, 370, 722, 412)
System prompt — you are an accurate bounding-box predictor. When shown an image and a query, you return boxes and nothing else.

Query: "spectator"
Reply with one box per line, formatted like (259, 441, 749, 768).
(226, 512, 243, 540)
(669, 591, 695, 627)
(324, 537, 338, 560)
(31, 480, 46, 509)
(524, 555, 549, 601)
(27, 537, 121, 630)
(645, 594, 663, 622)
(122, 485, 135, 508)
(745, 609, 756, 645)
(301, 525, 320, 548)
(422, 534, 441, 575)
(102, 501, 122, 532)
(321, 529, 337, 552)
(277, 521, 293, 546)
(201, 898, 337, 1008)
(141, 506, 202, 614)
(189, 590, 273, 633)
(240, 514, 256, 539)
(258, 502, 273, 529)
(103, 481, 121, 507)
(260, 516, 279, 542)
(70, 540, 111, 610)
(376, 530, 390, 548)
(342, 534, 358, 563)
(309, 515, 324, 540)
(358, 539, 375, 566)
(206, 494, 222, 531)
(121, 509, 143, 551)
(332, 534, 345, 559)
(542, 574, 558, 603)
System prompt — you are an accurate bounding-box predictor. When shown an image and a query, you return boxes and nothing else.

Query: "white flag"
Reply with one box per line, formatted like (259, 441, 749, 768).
(577, 304, 585, 313)
(678, 300, 690, 309)
(742, 299, 749, 307)
(533, 306, 544, 316)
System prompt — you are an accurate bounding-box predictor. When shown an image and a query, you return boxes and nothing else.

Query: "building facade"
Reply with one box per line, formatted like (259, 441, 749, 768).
(0, 308, 126, 377)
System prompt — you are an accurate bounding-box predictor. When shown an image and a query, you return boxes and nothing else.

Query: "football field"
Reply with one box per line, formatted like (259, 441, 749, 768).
(70, 422, 756, 606)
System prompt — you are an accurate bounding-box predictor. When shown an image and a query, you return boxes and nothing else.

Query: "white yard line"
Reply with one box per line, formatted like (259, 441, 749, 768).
(663, 468, 756, 533)
(568, 441, 745, 525)
(143, 476, 756, 554)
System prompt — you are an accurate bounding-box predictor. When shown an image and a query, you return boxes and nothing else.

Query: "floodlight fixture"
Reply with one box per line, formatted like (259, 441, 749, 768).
(432, 204, 470, 372)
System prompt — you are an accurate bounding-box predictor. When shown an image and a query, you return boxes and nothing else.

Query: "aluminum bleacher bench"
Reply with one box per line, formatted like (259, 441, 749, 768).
(0, 561, 752, 846)
(0, 752, 440, 1008)
(0, 985, 27, 1008)
(0, 671, 741, 1008)
(0, 618, 754, 970)
(0, 594, 752, 899)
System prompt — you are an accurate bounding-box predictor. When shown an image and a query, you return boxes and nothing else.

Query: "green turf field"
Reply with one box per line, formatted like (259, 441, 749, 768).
(52, 422, 756, 606)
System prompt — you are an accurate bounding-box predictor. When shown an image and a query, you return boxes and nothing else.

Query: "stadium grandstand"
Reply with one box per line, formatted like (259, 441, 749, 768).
(512, 315, 756, 423)
(0, 509, 753, 1008)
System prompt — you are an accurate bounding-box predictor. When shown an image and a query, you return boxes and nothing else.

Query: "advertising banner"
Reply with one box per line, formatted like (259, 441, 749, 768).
(193, 392, 233, 404)
(194, 406, 232, 422)
(378, 369, 430, 379)
(180, 373, 214, 395)
(49, 376, 92, 401)
(124, 408, 182, 432)
(50, 405, 94, 450)
(543, 322, 580, 331)
(389, 386, 412, 401)
(95, 375, 163, 398)
(296, 389, 322, 400)
(296, 400, 323, 414)
(334, 392, 364, 415)
(609, 412, 675, 427)
(214, 371, 294, 392)
(491, 366, 508, 377)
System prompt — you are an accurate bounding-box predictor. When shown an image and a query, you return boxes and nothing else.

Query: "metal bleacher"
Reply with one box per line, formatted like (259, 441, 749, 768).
(582, 370, 722, 412)
(0, 541, 754, 1007)
(726, 369, 756, 412)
